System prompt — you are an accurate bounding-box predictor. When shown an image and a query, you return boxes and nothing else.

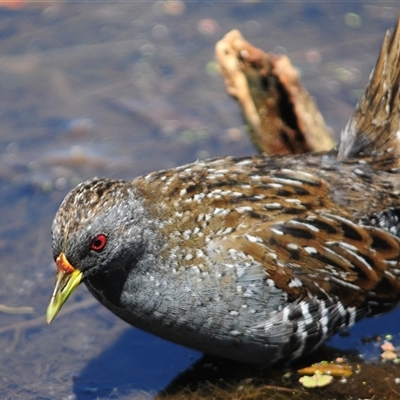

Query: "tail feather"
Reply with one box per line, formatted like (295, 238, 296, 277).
(253, 298, 364, 363)
(338, 15, 400, 162)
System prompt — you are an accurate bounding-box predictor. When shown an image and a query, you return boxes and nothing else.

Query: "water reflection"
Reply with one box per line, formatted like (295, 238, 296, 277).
(74, 329, 200, 399)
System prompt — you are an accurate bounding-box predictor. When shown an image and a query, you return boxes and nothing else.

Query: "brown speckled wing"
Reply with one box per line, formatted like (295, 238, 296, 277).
(138, 158, 400, 313)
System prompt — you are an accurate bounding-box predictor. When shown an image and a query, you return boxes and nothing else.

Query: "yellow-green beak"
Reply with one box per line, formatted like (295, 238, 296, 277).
(46, 253, 82, 324)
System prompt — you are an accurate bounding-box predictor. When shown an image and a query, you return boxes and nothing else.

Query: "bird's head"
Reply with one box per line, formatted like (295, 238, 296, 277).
(46, 178, 153, 324)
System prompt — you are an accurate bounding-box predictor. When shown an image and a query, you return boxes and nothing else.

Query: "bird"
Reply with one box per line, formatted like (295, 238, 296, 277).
(47, 18, 400, 366)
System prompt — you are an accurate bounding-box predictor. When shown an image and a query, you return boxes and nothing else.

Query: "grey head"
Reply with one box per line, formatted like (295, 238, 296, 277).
(52, 178, 156, 278)
(47, 177, 160, 323)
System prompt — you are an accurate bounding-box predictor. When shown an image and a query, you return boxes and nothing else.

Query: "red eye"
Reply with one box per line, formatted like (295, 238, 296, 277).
(90, 234, 107, 252)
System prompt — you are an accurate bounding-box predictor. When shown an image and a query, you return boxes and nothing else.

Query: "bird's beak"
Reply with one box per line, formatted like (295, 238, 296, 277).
(46, 253, 82, 324)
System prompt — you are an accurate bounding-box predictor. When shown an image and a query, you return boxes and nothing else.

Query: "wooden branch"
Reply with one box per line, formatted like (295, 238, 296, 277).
(216, 29, 335, 155)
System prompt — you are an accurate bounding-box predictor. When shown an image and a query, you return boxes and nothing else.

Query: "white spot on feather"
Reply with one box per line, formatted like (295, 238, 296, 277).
(304, 246, 318, 254)
(245, 234, 263, 243)
(288, 278, 303, 288)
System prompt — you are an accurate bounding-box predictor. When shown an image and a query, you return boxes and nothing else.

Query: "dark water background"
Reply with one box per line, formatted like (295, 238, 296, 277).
(0, 1, 399, 399)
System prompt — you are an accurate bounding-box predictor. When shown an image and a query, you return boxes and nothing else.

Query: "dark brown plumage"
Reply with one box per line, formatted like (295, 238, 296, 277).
(47, 18, 400, 365)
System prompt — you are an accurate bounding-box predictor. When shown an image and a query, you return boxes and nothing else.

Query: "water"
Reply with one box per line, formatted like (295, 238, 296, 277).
(0, 2, 398, 398)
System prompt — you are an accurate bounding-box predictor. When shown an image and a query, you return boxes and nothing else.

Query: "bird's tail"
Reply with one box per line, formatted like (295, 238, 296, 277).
(338, 15, 400, 165)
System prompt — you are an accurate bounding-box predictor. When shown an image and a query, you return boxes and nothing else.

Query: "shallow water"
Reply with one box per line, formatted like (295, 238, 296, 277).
(0, 1, 399, 399)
